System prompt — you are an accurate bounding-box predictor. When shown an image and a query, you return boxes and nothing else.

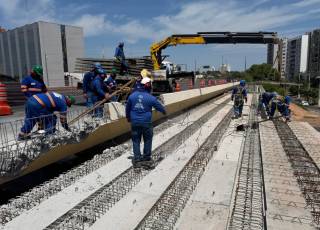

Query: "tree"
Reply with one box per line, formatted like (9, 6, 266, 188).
(246, 63, 280, 81)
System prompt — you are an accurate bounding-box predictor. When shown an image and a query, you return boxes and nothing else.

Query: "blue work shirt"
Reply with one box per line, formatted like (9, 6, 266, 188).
(21, 75, 47, 98)
(29, 92, 67, 113)
(133, 81, 143, 92)
(115, 46, 125, 62)
(83, 71, 95, 94)
(261, 92, 274, 106)
(92, 76, 108, 100)
(126, 89, 166, 124)
(105, 76, 117, 90)
(231, 86, 247, 100)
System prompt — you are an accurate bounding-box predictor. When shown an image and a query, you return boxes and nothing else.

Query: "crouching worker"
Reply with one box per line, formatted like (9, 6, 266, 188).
(269, 95, 291, 121)
(92, 68, 111, 118)
(126, 76, 166, 169)
(18, 92, 75, 140)
(231, 80, 247, 118)
(258, 92, 277, 116)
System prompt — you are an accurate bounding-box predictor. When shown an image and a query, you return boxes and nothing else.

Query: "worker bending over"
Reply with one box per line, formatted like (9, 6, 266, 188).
(18, 92, 75, 140)
(21, 65, 47, 98)
(115, 42, 128, 75)
(83, 62, 102, 108)
(258, 92, 277, 115)
(92, 68, 110, 117)
(105, 68, 118, 101)
(126, 73, 166, 168)
(231, 80, 247, 118)
(269, 95, 291, 121)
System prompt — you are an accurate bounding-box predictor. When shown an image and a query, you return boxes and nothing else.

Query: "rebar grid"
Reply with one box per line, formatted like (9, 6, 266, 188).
(274, 120, 320, 226)
(0, 108, 110, 177)
(44, 98, 231, 230)
(134, 111, 232, 230)
(228, 90, 266, 230)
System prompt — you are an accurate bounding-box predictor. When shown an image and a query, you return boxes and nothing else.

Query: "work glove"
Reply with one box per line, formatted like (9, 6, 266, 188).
(62, 123, 71, 132)
(105, 93, 111, 100)
(83, 93, 88, 99)
(245, 97, 248, 103)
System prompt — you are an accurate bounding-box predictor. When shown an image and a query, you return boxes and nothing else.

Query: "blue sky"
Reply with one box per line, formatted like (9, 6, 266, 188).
(0, 0, 320, 71)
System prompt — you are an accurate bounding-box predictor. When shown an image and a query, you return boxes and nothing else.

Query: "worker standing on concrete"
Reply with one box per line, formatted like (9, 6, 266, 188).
(126, 75, 166, 168)
(21, 65, 47, 98)
(269, 95, 291, 121)
(92, 68, 111, 117)
(105, 68, 118, 101)
(18, 92, 75, 140)
(83, 62, 102, 108)
(231, 80, 247, 118)
(114, 42, 128, 75)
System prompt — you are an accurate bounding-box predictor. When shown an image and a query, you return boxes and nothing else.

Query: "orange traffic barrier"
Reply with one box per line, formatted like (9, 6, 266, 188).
(200, 80, 205, 88)
(188, 80, 193, 89)
(175, 82, 181, 92)
(0, 82, 13, 116)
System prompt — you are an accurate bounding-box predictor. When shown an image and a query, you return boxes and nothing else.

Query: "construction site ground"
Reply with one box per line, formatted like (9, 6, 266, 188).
(290, 103, 320, 131)
(0, 87, 320, 230)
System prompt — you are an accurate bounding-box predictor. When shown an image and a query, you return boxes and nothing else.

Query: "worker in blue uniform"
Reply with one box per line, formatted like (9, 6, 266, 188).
(91, 68, 111, 117)
(258, 92, 277, 115)
(114, 42, 128, 75)
(21, 65, 47, 98)
(231, 80, 248, 118)
(126, 76, 166, 168)
(83, 62, 102, 108)
(18, 92, 75, 140)
(105, 68, 118, 101)
(269, 95, 291, 121)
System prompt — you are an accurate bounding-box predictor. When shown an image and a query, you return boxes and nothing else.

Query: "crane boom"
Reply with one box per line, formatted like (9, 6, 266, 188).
(150, 32, 280, 70)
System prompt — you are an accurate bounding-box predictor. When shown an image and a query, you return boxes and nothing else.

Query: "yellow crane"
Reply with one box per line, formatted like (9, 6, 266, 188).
(150, 32, 281, 71)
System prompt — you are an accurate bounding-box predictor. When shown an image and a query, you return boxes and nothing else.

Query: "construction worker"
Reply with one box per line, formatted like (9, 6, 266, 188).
(105, 68, 118, 101)
(269, 95, 291, 121)
(126, 75, 166, 168)
(133, 69, 149, 92)
(18, 92, 75, 140)
(231, 80, 247, 118)
(114, 42, 128, 75)
(21, 65, 47, 98)
(258, 92, 277, 115)
(92, 68, 111, 117)
(83, 62, 102, 108)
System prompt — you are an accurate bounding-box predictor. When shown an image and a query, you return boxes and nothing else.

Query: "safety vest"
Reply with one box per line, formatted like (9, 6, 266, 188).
(234, 87, 245, 102)
(32, 92, 56, 108)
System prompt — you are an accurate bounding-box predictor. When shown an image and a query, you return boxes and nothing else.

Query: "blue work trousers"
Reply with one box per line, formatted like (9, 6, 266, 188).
(270, 102, 289, 118)
(233, 99, 244, 117)
(86, 91, 94, 108)
(131, 123, 153, 161)
(21, 100, 57, 134)
(91, 95, 104, 118)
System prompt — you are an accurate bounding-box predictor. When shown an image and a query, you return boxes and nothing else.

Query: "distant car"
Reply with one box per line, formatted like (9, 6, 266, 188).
(301, 100, 309, 106)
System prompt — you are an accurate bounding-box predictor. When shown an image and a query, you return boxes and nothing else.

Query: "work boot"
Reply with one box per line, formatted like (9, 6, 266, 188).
(132, 159, 143, 168)
(140, 159, 155, 169)
(18, 133, 31, 141)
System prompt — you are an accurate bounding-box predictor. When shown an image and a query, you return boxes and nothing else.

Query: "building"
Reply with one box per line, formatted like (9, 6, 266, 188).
(0, 21, 84, 87)
(280, 38, 287, 79)
(219, 64, 231, 73)
(267, 43, 278, 68)
(308, 29, 320, 81)
(286, 34, 309, 81)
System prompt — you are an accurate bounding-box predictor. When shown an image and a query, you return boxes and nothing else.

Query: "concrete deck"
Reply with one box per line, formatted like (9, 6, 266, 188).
(173, 96, 252, 230)
(89, 102, 233, 230)
(260, 121, 315, 230)
(2, 95, 231, 230)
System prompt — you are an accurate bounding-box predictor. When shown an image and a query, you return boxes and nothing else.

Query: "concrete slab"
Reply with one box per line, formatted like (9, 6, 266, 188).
(260, 121, 315, 230)
(174, 95, 252, 230)
(2, 95, 231, 230)
(289, 121, 320, 168)
(89, 102, 233, 230)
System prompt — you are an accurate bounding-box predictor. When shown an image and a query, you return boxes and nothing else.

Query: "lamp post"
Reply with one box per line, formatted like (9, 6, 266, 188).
(316, 76, 320, 107)
(298, 72, 301, 99)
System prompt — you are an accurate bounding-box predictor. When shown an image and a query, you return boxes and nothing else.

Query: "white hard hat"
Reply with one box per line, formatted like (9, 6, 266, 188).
(141, 77, 151, 85)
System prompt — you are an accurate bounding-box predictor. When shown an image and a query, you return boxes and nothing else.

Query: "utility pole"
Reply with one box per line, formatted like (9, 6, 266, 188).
(44, 53, 50, 87)
(316, 76, 320, 107)
(308, 73, 311, 90)
(194, 59, 197, 72)
(298, 72, 301, 99)
(244, 56, 247, 71)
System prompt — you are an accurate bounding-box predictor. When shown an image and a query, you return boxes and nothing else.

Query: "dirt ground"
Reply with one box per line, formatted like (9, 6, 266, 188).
(290, 103, 320, 130)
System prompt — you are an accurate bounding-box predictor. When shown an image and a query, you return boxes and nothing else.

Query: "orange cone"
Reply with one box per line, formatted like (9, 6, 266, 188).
(0, 82, 13, 116)
(175, 82, 181, 92)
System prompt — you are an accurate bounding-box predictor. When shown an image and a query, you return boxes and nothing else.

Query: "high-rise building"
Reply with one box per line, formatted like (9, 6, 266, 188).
(267, 43, 278, 68)
(308, 29, 320, 81)
(280, 38, 287, 79)
(286, 34, 309, 80)
(0, 21, 84, 87)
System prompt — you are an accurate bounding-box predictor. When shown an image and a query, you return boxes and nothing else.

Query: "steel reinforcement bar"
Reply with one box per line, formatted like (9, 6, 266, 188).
(134, 110, 232, 230)
(274, 120, 320, 227)
(228, 89, 266, 230)
(44, 98, 231, 230)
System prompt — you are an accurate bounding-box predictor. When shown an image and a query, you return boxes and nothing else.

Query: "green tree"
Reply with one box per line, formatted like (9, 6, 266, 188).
(246, 63, 280, 81)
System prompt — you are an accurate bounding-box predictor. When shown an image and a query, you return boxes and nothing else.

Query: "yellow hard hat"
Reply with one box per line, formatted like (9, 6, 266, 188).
(140, 69, 151, 78)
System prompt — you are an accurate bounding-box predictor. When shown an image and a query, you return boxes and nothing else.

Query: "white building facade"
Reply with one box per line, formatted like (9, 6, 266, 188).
(0, 21, 84, 87)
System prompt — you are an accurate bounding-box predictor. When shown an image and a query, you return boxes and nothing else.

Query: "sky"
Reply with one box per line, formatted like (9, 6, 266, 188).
(0, 0, 320, 71)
